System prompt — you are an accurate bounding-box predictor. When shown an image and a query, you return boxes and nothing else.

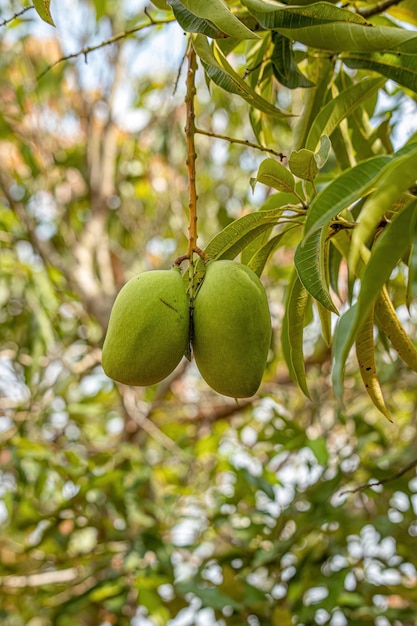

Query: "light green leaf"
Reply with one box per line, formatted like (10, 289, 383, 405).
(295, 228, 339, 314)
(350, 145, 417, 272)
(252, 158, 296, 195)
(303, 155, 392, 241)
(32, 0, 55, 26)
(247, 227, 296, 276)
(192, 35, 291, 117)
(333, 201, 417, 394)
(242, 0, 417, 52)
(180, 0, 258, 39)
(343, 38, 417, 95)
(288, 149, 318, 182)
(305, 77, 385, 152)
(331, 304, 357, 404)
(315, 135, 331, 169)
(204, 207, 286, 260)
(282, 271, 311, 398)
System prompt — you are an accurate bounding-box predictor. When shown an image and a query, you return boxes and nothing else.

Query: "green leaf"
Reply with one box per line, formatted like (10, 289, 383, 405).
(282, 271, 311, 398)
(203, 207, 286, 261)
(178, 0, 258, 39)
(331, 304, 357, 404)
(333, 201, 417, 397)
(252, 158, 296, 195)
(315, 135, 331, 169)
(242, 0, 417, 52)
(295, 228, 339, 314)
(32, 0, 55, 26)
(305, 77, 385, 152)
(288, 149, 318, 182)
(308, 437, 329, 465)
(168, 0, 225, 37)
(343, 38, 417, 95)
(247, 227, 296, 276)
(303, 155, 392, 241)
(350, 145, 417, 271)
(270, 32, 315, 89)
(192, 35, 291, 117)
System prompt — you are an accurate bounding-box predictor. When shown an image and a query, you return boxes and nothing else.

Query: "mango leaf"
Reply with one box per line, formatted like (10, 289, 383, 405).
(331, 304, 357, 404)
(343, 38, 417, 95)
(251, 158, 296, 195)
(203, 207, 286, 260)
(270, 32, 314, 89)
(350, 145, 417, 272)
(242, 0, 417, 52)
(169, 0, 258, 39)
(282, 271, 311, 398)
(168, 0, 225, 37)
(356, 307, 392, 421)
(375, 288, 417, 374)
(192, 35, 291, 117)
(33, 0, 54, 26)
(303, 155, 392, 241)
(315, 135, 331, 169)
(305, 77, 385, 152)
(295, 227, 338, 314)
(247, 227, 297, 276)
(406, 217, 417, 308)
(334, 201, 417, 386)
(288, 149, 318, 182)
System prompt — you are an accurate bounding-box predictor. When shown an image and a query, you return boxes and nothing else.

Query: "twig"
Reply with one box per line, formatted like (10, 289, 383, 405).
(357, 0, 404, 18)
(0, 6, 33, 27)
(185, 41, 199, 261)
(340, 456, 417, 496)
(37, 16, 175, 80)
(195, 127, 285, 160)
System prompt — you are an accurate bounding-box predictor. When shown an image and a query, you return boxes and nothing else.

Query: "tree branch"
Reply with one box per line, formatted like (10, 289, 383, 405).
(357, 0, 404, 18)
(340, 456, 417, 496)
(37, 15, 175, 80)
(0, 6, 33, 28)
(195, 127, 285, 160)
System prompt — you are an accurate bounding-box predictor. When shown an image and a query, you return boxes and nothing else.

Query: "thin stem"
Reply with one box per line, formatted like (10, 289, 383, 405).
(357, 0, 404, 17)
(195, 127, 285, 160)
(184, 41, 199, 292)
(37, 15, 175, 80)
(0, 6, 33, 27)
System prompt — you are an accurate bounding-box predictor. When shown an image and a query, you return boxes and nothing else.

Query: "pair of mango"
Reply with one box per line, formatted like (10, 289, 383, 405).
(102, 260, 272, 398)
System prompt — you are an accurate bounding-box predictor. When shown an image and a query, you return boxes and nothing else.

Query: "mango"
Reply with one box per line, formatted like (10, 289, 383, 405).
(102, 268, 189, 386)
(192, 260, 271, 398)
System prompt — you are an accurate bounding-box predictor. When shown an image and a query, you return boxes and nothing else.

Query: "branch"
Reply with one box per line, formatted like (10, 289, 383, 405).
(340, 456, 417, 496)
(37, 15, 175, 80)
(0, 6, 33, 27)
(195, 127, 285, 160)
(357, 0, 404, 18)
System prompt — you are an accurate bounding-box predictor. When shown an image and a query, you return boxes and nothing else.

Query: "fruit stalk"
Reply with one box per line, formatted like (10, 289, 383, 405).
(184, 40, 198, 288)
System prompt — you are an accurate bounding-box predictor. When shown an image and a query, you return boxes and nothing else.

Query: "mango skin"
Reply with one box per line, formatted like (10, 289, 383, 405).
(102, 268, 189, 386)
(192, 260, 271, 398)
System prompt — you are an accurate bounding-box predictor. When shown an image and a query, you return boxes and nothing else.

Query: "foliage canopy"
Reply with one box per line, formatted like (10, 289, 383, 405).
(1, 0, 417, 624)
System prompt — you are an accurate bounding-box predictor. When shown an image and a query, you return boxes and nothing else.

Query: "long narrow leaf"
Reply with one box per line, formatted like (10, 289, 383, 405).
(242, 0, 417, 52)
(305, 77, 385, 152)
(193, 35, 291, 117)
(295, 228, 339, 314)
(179, 0, 258, 39)
(303, 155, 391, 241)
(356, 307, 392, 422)
(282, 271, 311, 398)
(350, 145, 417, 271)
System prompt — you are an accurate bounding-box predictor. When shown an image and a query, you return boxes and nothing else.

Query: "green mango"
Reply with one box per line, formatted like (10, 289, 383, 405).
(192, 260, 271, 398)
(102, 268, 189, 386)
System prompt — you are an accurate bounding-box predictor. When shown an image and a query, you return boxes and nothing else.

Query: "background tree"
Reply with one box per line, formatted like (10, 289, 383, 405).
(1, 1, 417, 625)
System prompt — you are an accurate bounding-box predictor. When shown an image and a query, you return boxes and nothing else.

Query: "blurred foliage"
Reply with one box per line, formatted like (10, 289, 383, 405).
(1, 1, 417, 625)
